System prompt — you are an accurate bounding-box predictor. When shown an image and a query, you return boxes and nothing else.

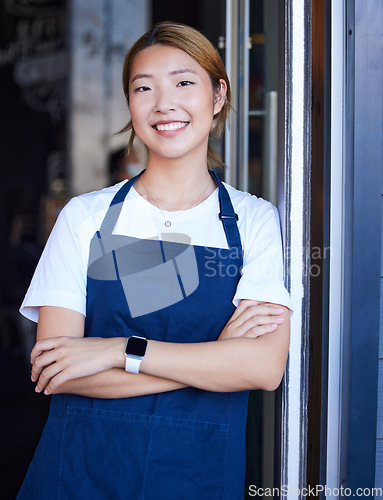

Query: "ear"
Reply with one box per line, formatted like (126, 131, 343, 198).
(213, 79, 228, 115)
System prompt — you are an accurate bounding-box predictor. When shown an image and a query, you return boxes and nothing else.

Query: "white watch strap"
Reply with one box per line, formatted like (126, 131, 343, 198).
(125, 355, 142, 374)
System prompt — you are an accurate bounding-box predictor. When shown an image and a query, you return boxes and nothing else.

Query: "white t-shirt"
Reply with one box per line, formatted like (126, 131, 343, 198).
(20, 180, 292, 322)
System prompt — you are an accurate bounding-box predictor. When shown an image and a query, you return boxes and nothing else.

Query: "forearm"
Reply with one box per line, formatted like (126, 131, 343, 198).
(32, 303, 289, 395)
(53, 367, 187, 398)
(139, 327, 289, 393)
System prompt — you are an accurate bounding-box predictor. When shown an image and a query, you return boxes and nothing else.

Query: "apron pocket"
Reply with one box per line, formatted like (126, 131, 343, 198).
(58, 407, 229, 500)
(144, 414, 229, 500)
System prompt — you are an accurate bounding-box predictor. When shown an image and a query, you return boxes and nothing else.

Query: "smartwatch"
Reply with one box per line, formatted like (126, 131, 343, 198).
(125, 335, 148, 373)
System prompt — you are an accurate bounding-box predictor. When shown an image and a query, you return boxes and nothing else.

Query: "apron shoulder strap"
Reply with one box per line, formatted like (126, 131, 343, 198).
(209, 170, 242, 251)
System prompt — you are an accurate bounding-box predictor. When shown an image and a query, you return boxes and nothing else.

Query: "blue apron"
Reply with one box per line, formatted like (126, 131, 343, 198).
(18, 171, 250, 500)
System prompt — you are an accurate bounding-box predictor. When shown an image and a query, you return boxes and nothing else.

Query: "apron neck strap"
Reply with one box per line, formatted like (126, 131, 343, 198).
(99, 170, 144, 235)
(100, 169, 242, 251)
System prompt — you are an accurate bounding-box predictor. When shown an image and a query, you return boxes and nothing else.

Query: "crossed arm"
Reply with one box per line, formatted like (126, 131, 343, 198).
(30, 300, 290, 397)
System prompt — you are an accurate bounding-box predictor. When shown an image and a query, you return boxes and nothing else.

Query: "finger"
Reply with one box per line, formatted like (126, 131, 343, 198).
(226, 302, 259, 327)
(229, 314, 284, 338)
(31, 337, 63, 364)
(219, 321, 278, 341)
(43, 370, 73, 395)
(221, 304, 283, 339)
(225, 300, 266, 328)
(245, 303, 285, 316)
(236, 300, 285, 312)
(234, 300, 260, 315)
(237, 299, 260, 307)
(229, 304, 284, 330)
(31, 348, 64, 382)
(241, 323, 279, 339)
(245, 314, 284, 328)
(35, 362, 63, 393)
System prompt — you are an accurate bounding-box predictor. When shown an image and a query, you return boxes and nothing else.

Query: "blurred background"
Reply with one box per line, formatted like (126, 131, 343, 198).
(0, 0, 281, 497)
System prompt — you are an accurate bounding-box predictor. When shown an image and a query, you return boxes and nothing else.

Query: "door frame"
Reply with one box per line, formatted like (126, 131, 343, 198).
(225, 0, 314, 495)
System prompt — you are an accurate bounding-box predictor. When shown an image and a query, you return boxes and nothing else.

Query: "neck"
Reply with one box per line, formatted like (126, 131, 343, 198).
(136, 153, 216, 211)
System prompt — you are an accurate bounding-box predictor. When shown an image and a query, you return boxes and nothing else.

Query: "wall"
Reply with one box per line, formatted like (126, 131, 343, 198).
(344, 0, 382, 494)
(68, 0, 150, 195)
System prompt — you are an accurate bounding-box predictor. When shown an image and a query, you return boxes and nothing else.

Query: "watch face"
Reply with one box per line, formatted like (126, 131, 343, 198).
(126, 336, 147, 357)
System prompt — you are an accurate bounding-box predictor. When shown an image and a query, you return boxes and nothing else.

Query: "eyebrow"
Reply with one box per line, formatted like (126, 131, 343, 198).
(170, 68, 197, 76)
(131, 68, 197, 83)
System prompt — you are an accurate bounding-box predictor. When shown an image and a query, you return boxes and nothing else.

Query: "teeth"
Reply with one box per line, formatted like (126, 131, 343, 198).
(155, 122, 187, 131)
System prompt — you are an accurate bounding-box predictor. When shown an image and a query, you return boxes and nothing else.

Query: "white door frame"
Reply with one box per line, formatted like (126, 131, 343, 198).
(279, 0, 312, 496)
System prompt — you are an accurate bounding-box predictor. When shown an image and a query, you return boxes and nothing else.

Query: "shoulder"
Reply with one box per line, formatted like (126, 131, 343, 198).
(58, 181, 128, 233)
(223, 182, 280, 232)
(64, 181, 127, 217)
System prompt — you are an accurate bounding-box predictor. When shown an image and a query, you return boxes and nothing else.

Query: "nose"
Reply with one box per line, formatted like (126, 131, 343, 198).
(154, 88, 177, 113)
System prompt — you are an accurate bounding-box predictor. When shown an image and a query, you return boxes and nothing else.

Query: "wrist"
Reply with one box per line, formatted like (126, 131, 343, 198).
(115, 337, 128, 369)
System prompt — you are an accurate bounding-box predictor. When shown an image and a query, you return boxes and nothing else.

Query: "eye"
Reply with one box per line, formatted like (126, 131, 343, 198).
(134, 86, 151, 93)
(177, 80, 194, 87)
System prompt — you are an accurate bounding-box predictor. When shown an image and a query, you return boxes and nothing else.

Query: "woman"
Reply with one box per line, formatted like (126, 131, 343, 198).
(18, 21, 292, 500)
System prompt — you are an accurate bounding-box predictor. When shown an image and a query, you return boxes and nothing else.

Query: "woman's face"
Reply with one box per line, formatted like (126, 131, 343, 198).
(128, 44, 226, 164)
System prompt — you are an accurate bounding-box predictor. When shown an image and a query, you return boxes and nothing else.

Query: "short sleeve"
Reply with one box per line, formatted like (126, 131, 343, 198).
(233, 199, 292, 312)
(19, 198, 89, 323)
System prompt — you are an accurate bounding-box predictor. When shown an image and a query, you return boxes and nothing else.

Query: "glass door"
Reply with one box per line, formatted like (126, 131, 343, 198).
(224, 1, 282, 495)
(225, 0, 280, 202)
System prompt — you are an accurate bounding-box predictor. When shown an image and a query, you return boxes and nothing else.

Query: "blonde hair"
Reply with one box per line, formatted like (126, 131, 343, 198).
(119, 21, 231, 167)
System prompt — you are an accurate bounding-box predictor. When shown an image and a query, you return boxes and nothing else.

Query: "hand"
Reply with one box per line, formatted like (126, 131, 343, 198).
(30, 336, 126, 395)
(218, 300, 285, 341)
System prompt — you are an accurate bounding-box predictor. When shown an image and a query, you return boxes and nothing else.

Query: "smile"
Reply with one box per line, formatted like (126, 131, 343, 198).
(154, 122, 188, 131)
